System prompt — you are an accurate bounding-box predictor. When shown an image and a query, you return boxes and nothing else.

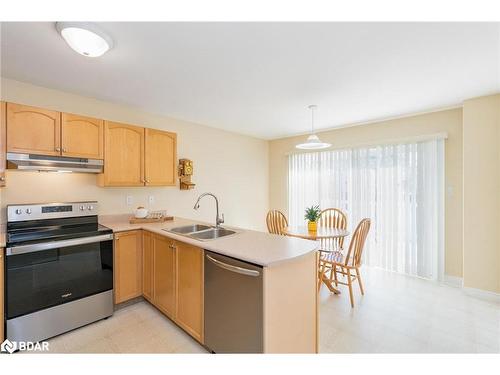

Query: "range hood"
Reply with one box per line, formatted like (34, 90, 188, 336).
(7, 153, 104, 173)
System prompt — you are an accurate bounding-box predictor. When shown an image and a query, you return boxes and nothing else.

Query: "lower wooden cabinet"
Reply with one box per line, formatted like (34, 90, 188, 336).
(142, 231, 154, 302)
(115, 230, 204, 343)
(114, 231, 143, 304)
(1, 248, 4, 341)
(153, 235, 177, 318)
(176, 241, 204, 342)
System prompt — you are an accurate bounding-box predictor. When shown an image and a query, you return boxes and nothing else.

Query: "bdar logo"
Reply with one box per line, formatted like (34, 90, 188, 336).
(1, 339, 17, 354)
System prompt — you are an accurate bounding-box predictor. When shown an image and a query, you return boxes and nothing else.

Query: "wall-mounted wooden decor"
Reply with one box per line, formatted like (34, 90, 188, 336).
(178, 158, 196, 190)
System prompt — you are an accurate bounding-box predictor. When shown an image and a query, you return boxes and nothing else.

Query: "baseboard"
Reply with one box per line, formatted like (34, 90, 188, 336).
(463, 287, 500, 303)
(442, 275, 463, 288)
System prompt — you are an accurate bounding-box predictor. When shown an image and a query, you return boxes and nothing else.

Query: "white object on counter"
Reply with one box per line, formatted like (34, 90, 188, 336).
(134, 207, 149, 218)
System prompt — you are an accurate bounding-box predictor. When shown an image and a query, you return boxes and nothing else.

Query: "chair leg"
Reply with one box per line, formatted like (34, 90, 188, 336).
(346, 268, 354, 308)
(333, 265, 339, 287)
(355, 267, 364, 295)
(317, 263, 325, 292)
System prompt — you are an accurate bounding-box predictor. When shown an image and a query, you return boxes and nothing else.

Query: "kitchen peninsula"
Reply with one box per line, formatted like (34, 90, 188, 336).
(99, 214, 319, 353)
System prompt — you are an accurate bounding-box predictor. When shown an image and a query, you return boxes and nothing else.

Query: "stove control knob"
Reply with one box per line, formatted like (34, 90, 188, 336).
(87, 205, 94, 211)
(79, 205, 85, 211)
(15, 209, 22, 215)
(26, 209, 32, 214)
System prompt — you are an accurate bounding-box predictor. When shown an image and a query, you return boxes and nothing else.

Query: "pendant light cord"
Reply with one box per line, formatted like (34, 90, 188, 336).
(309, 104, 316, 134)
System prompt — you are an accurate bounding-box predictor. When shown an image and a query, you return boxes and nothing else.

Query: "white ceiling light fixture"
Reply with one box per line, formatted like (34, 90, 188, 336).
(56, 22, 113, 57)
(295, 105, 331, 150)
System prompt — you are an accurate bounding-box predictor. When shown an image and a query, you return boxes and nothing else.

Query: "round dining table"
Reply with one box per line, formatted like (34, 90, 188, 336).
(283, 225, 350, 294)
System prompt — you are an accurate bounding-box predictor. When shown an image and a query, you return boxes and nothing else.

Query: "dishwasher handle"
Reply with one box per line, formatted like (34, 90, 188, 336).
(206, 254, 260, 277)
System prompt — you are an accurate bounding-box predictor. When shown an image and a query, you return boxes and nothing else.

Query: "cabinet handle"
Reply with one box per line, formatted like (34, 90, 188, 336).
(55, 147, 61, 152)
(62, 148, 67, 152)
(0, 176, 5, 182)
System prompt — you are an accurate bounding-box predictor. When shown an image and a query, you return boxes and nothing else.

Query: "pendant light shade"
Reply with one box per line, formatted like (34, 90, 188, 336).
(295, 105, 331, 150)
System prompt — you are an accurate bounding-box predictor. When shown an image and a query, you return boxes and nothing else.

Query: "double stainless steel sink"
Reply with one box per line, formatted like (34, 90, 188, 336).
(164, 224, 237, 241)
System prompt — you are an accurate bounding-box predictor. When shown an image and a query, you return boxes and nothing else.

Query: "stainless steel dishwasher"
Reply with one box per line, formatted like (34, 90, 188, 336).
(204, 250, 263, 353)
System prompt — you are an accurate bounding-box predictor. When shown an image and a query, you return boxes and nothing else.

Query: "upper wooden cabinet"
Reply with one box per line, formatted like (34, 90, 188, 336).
(61, 113, 103, 158)
(1, 101, 6, 187)
(114, 230, 143, 304)
(100, 121, 145, 187)
(176, 241, 204, 342)
(6, 103, 104, 161)
(99, 121, 177, 187)
(145, 128, 177, 186)
(6, 103, 61, 156)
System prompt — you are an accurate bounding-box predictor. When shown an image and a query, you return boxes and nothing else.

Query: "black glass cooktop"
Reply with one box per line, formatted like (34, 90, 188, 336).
(7, 216, 113, 247)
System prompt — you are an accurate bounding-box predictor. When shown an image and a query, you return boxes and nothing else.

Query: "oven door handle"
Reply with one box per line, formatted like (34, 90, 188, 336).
(6, 234, 114, 256)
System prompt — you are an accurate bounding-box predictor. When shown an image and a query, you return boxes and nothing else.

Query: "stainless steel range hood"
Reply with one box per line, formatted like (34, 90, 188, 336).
(7, 153, 104, 173)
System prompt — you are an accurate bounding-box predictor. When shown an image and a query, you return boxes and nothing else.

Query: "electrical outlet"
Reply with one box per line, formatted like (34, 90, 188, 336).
(126, 196, 133, 206)
(148, 195, 155, 205)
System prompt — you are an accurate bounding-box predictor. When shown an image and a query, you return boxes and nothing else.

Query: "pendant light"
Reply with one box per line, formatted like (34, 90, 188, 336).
(56, 22, 113, 57)
(295, 105, 331, 150)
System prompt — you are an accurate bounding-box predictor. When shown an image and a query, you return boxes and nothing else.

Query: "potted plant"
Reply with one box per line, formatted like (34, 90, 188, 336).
(304, 205, 321, 232)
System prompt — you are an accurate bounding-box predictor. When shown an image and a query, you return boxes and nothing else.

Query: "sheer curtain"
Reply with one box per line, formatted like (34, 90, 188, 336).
(288, 139, 444, 280)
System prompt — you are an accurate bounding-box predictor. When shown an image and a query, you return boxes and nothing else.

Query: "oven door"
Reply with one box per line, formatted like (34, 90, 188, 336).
(5, 234, 114, 320)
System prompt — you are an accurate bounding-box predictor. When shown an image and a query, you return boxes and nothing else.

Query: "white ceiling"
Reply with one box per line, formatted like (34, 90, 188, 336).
(1, 22, 499, 139)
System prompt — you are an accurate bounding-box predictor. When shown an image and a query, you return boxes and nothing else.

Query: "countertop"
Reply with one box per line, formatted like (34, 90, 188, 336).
(99, 215, 319, 267)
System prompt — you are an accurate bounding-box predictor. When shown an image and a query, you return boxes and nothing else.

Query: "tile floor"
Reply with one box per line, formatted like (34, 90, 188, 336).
(41, 267, 499, 353)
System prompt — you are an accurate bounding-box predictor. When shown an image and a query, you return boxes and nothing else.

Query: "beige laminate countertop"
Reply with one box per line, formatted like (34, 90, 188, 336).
(99, 215, 319, 267)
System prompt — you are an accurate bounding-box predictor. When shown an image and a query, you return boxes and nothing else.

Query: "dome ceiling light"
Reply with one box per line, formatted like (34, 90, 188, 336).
(56, 22, 113, 57)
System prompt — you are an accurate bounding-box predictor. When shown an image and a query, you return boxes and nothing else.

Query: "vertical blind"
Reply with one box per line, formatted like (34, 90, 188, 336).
(288, 139, 445, 280)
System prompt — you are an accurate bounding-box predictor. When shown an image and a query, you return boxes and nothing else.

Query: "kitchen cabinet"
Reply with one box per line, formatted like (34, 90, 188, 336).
(145, 128, 176, 186)
(1, 101, 6, 187)
(99, 121, 145, 186)
(153, 235, 176, 318)
(142, 230, 154, 302)
(99, 121, 177, 187)
(0, 249, 4, 341)
(61, 113, 103, 158)
(114, 230, 143, 304)
(176, 241, 204, 342)
(5, 103, 104, 161)
(6, 103, 61, 156)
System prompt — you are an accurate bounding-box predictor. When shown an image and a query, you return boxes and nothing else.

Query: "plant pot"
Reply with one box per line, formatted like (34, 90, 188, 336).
(307, 221, 317, 232)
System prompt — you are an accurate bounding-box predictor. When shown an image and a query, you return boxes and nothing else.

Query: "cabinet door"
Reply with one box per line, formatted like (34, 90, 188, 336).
(61, 113, 103, 158)
(101, 121, 144, 186)
(0, 249, 4, 341)
(176, 241, 204, 342)
(153, 235, 176, 318)
(142, 230, 154, 302)
(1, 102, 6, 187)
(144, 128, 176, 186)
(6, 103, 61, 156)
(114, 231, 143, 304)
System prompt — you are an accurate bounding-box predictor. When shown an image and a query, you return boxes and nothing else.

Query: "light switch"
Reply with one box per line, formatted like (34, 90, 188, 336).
(148, 195, 155, 205)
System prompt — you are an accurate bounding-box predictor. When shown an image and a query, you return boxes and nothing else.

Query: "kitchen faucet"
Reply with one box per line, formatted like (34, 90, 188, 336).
(193, 192, 224, 228)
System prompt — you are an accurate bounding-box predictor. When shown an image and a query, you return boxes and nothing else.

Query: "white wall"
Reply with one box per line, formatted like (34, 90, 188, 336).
(0, 78, 269, 231)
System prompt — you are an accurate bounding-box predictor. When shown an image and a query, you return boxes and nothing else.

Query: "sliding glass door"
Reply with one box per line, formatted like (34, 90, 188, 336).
(288, 139, 444, 280)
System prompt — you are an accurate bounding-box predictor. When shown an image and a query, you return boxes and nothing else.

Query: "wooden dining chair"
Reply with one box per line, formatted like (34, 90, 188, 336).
(317, 208, 347, 252)
(266, 210, 289, 235)
(318, 218, 371, 307)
